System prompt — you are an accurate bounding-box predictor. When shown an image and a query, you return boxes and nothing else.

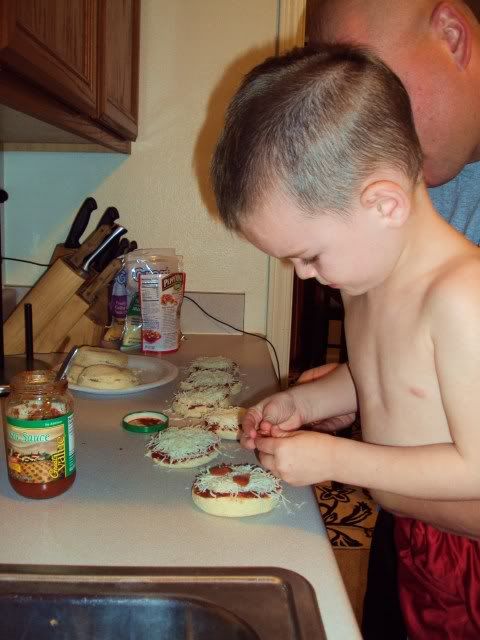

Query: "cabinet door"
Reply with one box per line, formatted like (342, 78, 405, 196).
(0, 0, 97, 116)
(97, 0, 140, 140)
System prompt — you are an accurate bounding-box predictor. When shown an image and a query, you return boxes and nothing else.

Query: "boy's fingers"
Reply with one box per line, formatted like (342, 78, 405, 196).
(240, 433, 257, 450)
(257, 451, 277, 475)
(242, 407, 263, 437)
(270, 424, 292, 438)
(254, 437, 277, 454)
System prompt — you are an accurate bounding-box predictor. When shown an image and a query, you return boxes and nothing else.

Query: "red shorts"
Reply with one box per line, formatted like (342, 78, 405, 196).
(395, 516, 480, 639)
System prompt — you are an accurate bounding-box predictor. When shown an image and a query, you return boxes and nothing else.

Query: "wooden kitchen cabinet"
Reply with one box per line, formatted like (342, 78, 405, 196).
(0, 0, 140, 151)
(97, 0, 140, 141)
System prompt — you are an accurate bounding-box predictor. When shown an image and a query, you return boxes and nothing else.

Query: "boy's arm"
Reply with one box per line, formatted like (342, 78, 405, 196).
(288, 362, 357, 423)
(297, 363, 357, 433)
(257, 278, 480, 499)
(241, 363, 357, 445)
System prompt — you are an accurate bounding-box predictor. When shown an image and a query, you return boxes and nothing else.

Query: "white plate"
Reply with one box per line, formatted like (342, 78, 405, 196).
(69, 354, 179, 396)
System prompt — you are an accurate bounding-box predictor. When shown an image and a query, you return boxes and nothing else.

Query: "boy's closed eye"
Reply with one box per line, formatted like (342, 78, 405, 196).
(301, 256, 318, 266)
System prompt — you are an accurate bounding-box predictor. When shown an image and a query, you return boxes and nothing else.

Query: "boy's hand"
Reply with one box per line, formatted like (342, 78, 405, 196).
(255, 431, 334, 486)
(240, 391, 304, 450)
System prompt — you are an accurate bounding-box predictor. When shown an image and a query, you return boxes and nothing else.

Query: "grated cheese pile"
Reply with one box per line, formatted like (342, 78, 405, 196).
(147, 426, 220, 462)
(193, 464, 282, 498)
(172, 388, 231, 417)
(180, 369, 240, 392)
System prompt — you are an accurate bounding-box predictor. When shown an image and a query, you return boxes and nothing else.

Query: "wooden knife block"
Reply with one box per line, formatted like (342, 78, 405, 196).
(46, 288, 110, 353)
(3, 259, 86, 355)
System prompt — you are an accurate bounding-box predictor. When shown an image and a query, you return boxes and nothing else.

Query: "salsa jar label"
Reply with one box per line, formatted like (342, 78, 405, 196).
(6, 413, 76, 484)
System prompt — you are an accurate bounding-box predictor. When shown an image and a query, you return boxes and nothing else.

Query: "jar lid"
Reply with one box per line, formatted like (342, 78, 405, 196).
(122, 411, 169, 434)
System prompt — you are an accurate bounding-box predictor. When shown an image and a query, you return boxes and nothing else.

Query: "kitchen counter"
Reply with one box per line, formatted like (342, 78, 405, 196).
(0, 334, 360, 639)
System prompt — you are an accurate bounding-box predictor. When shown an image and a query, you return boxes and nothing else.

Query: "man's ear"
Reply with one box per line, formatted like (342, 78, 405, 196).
(360, 180, 410, 228)
(431, 2, 472, 69)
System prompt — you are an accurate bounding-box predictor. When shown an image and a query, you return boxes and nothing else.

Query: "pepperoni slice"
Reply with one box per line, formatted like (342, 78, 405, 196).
(210, 465, 232, 476)
(233, 473, 250, 487)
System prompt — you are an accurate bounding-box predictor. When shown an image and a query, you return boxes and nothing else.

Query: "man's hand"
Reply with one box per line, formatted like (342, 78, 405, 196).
(240, 390, 304, 450)
(297, 362, 356, 432)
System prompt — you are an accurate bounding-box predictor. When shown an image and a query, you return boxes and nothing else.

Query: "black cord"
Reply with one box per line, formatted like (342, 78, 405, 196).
(183, 295, 281, 383)
(2, 256, 50, 267)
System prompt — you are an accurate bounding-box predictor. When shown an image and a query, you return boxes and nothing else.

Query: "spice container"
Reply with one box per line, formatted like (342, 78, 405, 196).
(4, 370, 76, 499)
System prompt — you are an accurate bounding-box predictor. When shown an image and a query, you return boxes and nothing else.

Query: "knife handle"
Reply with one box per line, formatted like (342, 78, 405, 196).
(96, 206, 119, 229)
(68, 224, 116, 269)
(64, 197, 98, 249)
(81, 258, 123, 304)
(82, 226, 127, 272)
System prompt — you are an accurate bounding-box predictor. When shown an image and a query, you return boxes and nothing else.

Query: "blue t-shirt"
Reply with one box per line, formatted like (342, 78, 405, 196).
(428, 161, 480, 245)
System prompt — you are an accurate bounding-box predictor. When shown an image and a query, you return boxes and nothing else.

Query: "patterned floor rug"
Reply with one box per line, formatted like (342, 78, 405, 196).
(308, 418, 377, 548)
(315, 480, 378, 548)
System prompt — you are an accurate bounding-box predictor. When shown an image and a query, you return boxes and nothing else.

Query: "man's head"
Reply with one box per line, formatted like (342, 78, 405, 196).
(308, 0, 480, 186)
(211, 45, 422, 230)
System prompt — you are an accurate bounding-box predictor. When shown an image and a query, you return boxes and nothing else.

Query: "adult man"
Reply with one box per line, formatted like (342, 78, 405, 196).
(307, 1, 480, 637)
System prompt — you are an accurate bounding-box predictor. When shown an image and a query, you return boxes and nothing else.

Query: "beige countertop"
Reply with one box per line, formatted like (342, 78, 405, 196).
(0, 334, 360, 639)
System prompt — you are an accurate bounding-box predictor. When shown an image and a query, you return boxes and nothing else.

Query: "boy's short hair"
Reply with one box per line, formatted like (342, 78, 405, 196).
(211, 45, 423, 230)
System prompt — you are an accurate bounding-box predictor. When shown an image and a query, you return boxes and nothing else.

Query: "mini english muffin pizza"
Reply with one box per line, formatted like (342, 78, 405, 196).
(204, 407, 246, 440)
(180, 369, 241, 395)
(146, 426, 220, 468)
(192, 463, 282, 517)
(171, 388, 231, 418)
(77, 364, 138, 389)
(189, 356, 238, 374)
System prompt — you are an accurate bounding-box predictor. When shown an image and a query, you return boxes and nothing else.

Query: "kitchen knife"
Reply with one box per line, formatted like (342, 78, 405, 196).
(35, 257, 125, 353)
(81, 226, 127, 272)
(64, 197, 98, 248)
(90, 229, 127, 274)
(96, 206, 119, 229)
(68, 224, 125, 271)
(49, 197, 98, 264)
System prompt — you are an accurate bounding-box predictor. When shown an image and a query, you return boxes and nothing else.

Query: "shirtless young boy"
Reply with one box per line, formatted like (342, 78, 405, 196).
(211, 45, 480, 638)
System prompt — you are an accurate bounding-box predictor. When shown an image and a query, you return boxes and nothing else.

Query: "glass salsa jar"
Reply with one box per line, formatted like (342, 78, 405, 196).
(4, 370, 76, 499)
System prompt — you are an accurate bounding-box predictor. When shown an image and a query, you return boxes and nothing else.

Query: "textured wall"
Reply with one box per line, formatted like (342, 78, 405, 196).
(4, 0, 278, 333)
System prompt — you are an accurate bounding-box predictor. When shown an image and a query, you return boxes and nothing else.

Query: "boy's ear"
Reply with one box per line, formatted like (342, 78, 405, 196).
(360, 180, 410, 228)
(430, 2, 471, 70)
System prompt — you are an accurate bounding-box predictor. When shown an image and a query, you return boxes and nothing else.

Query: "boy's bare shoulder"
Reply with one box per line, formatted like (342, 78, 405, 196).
(426, 250, 480, 322)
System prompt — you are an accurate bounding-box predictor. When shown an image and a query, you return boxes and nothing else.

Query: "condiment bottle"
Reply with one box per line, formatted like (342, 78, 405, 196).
(4, 370, 76, 498)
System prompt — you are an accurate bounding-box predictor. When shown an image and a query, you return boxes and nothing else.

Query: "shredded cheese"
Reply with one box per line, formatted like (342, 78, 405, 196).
(189, 356, 237, 372)
(193, 464, 282, 498)
(180, 369, 238, 391)
(171, 387, 231, 417)
(147, 426, 220, 462)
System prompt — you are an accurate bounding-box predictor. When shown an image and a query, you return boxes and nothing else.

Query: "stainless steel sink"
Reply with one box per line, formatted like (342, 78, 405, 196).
(0, 565, 325, 639)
